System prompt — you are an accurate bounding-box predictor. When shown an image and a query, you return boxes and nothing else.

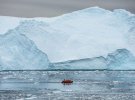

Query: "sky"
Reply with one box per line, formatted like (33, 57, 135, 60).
(0, 0, 135, 17)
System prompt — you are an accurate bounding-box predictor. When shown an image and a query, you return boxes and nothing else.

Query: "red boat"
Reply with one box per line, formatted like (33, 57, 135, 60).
(61, 79, 73, 84)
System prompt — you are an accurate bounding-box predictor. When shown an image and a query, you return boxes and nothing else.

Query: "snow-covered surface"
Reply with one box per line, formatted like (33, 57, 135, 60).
(0, 32, 50, 70)
(0, 16, 23, 34)
(0, 7, 135, 70)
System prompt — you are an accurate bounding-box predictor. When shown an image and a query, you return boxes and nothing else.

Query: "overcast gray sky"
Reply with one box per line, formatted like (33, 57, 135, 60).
(0, 0, 135, 17)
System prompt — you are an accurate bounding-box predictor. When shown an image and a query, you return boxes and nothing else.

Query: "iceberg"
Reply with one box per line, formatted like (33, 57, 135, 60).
(1, 7, 135, 62)
(52, 49, 135, 70)
(0, 7, 135, 70)
(0, 32, 50, 70)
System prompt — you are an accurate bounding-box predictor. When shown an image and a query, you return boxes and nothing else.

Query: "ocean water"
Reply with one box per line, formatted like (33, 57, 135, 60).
(0, 70, 135, 100)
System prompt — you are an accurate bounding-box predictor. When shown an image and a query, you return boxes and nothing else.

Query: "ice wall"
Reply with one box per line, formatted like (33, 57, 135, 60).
(0, 32, 50, 70)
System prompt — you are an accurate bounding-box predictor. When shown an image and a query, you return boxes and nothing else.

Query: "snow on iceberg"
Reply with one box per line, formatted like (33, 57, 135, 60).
(1, 7, 135, 62)
(0, 16, 23, 34)
(0, 32, 50, 70)
(52, 49, 135, 70)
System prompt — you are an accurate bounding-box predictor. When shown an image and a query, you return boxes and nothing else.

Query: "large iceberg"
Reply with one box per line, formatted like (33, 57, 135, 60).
(0, 32, 50, 70)
(1, 7, 135, 62)
(0, 7, 135, 70)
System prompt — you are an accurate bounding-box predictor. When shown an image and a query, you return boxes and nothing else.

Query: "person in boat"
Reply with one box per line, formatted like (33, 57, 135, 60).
(61, 79, 73, 83)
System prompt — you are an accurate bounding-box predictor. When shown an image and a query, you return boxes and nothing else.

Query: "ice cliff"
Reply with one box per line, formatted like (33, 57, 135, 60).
(0, 32, 49, 70)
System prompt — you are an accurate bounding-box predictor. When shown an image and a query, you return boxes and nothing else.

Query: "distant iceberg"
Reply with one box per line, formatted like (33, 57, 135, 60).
(0, 7, 135, 70)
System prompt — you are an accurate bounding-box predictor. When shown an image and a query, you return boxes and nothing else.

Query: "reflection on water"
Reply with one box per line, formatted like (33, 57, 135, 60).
(0, 70, 135, 99)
